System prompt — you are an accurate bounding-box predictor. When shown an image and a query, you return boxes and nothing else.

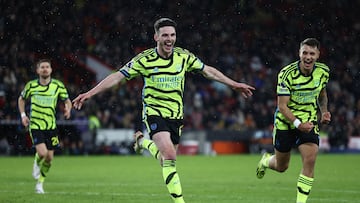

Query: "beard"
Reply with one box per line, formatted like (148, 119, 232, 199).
(40, 73, 51, 80)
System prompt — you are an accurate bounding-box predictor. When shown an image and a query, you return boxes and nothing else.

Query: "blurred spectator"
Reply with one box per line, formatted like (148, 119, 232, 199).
(89, 111, 101, 141)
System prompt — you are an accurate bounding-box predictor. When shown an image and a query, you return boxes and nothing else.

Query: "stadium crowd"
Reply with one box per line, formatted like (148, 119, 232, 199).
(1, 0, 359, 154)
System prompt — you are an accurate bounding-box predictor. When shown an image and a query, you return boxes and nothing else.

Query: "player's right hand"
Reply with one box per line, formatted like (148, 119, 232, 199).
(298, 121, 314, 133)
(21, 116, 29, 127)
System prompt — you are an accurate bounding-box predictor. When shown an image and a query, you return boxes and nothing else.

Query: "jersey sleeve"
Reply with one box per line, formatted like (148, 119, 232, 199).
(119, 59, 142, 80)
(187, 57, 204, 72)
(58, 81, 69, 101)
(182, 49, 204, 72)
(320, 63, 330, 89)
(20, 81, 31, 100)
(276, 70, 291, 96)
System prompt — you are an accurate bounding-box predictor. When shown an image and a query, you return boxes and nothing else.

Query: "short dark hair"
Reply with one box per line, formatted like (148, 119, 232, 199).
(154, 18, 177, 33)
(36, 58, 51, 68)
(300, 38, 320, 50)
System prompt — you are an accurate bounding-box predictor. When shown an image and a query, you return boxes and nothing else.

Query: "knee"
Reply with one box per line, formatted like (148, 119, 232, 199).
(38, 151, 53, 162)
(37, 151, 47, 158)
(160, 148, 177, 160)
(45, 156, 53, 163)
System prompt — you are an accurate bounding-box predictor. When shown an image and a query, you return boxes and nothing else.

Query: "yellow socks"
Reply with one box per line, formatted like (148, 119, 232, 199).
(140, 140, 184, 202)
(162, 160, 185, 203)
(296, 174, 314, 203)
(142, 139, 160, 160)
(36, 153, 51, 182)
(35, 153, 43, 165)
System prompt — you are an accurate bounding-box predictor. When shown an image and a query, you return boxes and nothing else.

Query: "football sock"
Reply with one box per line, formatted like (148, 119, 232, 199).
(162, 160, 185, 203)
(296, 174, 314, 203)
(39, 161, 51, 182)
(142, 139, 160, 160)
(263, 155, 271, 168)
(38, 175, 45, 183)
(35, 153, 44, 165)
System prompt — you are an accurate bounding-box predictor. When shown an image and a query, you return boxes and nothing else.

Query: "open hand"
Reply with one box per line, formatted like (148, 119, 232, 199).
(72, 93, 90, 110)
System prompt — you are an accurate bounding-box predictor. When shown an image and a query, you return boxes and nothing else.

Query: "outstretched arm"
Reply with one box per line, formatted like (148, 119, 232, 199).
(73, 71, 125, 110)
(201, 65, 255, 98)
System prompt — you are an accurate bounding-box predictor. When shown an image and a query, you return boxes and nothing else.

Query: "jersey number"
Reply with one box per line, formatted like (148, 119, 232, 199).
(51, 136, 59, 146)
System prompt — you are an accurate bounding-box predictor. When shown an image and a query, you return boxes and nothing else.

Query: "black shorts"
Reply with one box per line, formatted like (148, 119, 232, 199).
(144, 115, 184, 145)
(273, 128, 319, 153)
(30, 129, 60, 150)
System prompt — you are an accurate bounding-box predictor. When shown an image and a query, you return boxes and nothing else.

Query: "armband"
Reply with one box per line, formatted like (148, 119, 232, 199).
(293, 119, 301, 128)
(21, 112, 26, 118)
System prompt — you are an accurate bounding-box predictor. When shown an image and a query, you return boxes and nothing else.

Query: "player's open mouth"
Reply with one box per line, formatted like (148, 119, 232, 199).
(165, 42, 172, 49)
(304, 61, 313, 66)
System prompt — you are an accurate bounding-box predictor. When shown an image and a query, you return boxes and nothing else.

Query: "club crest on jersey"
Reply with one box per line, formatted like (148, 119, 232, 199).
(150, 123, 158, 130)
(176, 64, 182, 72)
(154, 67, 159, 72)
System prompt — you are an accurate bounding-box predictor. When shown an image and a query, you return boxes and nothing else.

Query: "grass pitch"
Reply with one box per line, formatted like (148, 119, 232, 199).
(0, 154, 359, 203)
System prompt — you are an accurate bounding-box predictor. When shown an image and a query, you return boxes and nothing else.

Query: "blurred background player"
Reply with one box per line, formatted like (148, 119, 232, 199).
(256, 38, 331, 203)
(18, 59, 72, 194)
(73, 18, 255, 203)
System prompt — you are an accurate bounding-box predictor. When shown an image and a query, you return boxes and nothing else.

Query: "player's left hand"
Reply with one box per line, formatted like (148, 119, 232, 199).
(320, 111, 331, 124)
